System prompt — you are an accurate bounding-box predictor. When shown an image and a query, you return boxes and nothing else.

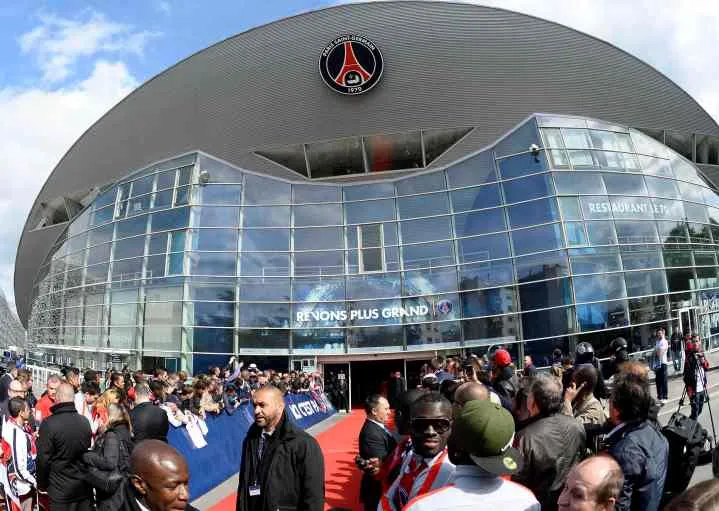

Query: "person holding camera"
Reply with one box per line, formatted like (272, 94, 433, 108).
(358, 395, 396, 511)
(684, 335, 710, 420)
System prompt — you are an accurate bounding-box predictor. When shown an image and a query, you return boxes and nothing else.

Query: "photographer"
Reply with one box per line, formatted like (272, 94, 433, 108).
(684, 335, 710, 420)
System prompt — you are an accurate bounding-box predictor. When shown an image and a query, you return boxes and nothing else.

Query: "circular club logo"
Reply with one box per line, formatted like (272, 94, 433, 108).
(319, 34, 383, 95)
(436, 299, 453, 315)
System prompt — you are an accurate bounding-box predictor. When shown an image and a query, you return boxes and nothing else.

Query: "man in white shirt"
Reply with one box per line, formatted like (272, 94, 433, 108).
(75, 382, 100, 436)
(2, 397, 37, 511)
(404, 399, 539, 511)
(654, 327, 669, 403)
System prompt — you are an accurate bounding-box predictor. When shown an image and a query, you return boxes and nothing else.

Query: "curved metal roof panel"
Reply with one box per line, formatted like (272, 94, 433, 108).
(15, 1, 719, 325)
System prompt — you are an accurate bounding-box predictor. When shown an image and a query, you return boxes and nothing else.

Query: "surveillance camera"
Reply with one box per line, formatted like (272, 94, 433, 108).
(530, 144, 540, 155)
(199, 170, 211, 186)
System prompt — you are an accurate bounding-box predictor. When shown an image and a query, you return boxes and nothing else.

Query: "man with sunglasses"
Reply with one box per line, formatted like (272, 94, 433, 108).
(380, 393, 455, 511)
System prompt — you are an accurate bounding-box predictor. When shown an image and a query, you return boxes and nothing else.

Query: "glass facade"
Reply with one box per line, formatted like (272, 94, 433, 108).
(27, 115, 719, 373)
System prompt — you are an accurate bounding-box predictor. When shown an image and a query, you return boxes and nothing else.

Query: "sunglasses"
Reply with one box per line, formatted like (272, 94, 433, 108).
(410, 418, 451, 434)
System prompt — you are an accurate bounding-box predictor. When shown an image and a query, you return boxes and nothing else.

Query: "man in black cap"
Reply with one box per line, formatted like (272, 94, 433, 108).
(404, 400, 539, 511)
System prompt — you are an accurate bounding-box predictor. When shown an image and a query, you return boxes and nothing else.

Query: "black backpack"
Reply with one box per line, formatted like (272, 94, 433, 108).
(661, 412, 709, 502)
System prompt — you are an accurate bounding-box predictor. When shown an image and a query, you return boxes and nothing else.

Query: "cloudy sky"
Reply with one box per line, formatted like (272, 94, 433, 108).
(1, 0, 717, 318)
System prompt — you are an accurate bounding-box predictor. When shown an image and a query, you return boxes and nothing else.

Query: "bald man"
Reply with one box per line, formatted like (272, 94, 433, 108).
(124, 440, 198, 511)
(558, 456, 624, 511)
(37, 383, 92, 511)
(236, 385, 324, 511)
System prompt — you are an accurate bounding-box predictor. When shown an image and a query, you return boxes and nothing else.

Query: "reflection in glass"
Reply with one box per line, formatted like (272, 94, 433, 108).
(454, 209, 505, 237)
(503, 174, 554, 204)
(515, 250, 569, 282)
(511, 224, 563, 255)
(451, 185, 501, 213)
(508, 198, 558, 229)
(576, 300, 628, 331)
(461, 287, 516, 317)
(402, 241, 455, 270)
(554, 172, 606, 195)
(401, 217, 452, 244)
(457, 233, 510, 263)
(459, 260, 514, 290)
(192, 229, 238, 251)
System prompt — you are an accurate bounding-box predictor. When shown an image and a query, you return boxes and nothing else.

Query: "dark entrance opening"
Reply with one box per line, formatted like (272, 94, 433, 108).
(350, 359, 404, 406)
(324, 363, 350, 411)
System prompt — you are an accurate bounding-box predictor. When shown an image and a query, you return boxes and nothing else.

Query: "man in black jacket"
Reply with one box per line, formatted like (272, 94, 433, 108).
(236, 386, 324, 511)
(358, 394, 396, 511)
(130, 383, 169, 443)
(37, 383, 93, 511)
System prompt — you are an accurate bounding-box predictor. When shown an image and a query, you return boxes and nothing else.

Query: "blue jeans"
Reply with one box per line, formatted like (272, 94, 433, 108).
(655, 364, 668, 400)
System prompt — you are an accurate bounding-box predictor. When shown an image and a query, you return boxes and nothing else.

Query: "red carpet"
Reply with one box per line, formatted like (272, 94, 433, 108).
(209, 411, 365, 511)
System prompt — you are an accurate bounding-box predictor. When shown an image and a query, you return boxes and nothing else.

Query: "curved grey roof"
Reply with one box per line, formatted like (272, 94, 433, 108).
(15, 0, 719, 325)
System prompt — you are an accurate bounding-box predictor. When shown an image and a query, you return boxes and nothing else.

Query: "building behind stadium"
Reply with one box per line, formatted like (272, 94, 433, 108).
(16, 1, 719, 402)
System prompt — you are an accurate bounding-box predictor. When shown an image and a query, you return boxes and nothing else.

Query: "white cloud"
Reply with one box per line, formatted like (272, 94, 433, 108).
(156, 1, 172, 15)
(0, 61, 138, 315)
(19, 11, 159, 83)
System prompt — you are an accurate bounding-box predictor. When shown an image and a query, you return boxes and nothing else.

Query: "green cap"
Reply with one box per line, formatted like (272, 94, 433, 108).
(454, 399, 522, 475)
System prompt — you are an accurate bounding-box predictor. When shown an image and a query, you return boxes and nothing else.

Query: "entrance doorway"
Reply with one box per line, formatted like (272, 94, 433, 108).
(350, 359, 404, 407)
(679, 307, 706, 350)
(323, 363, 350, 411)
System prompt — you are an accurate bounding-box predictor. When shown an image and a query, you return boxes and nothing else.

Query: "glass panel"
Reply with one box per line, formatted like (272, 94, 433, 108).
(345, 199, 395, 224)
(450, 184, 501, 213)
(241, 229, 289, 251)
(574, 274, 626, 302)
(684, 202, 709, 223)
(406, 321, 460, 348)
(239, 278, 290, 301)
(495, 119, 541, 157)
(503, 174, 553, 204)
(542, 127, 565, 148)
(518, 278, 572, 310)
(240, 253, 290, 276)
(146, 253, 167, 278)
(629, 295, 667, 326)
(194, 207, 239, 228)
(589, 130, 633, 152)
(511, 224, 563, 255)
(522, 308, 574, 340)
(200, 185, 242, 205)
(294, 203, 342, 226)
(673, 157, 703, 184)
(632, 130, 667, 157)
(192, 229, 237, 251)
(294, 227, 343, 250)
(293, 277, 346, 301)
(343, 183, 395, 201)
(114, 237, 145, 260)
(625, 270, 667, 297)
(156, 170, 176, 190)
(170, 231, 185, 252)
(293, 302, 347, 329)
(577, 300, 628, 331)
(87, 243, 111, 265)
(454, 209, 506, 237)
(148, 233, 168, 255)
(497, 152, 547, 180)
(244, 174, 290, 205)
(359, 224, 384, 272)
(347, 326, 403, 350)
(559, 197, 582, 221)
(665, 132, 693, 160)
(664, 250, 692, 268)
(88, 224, 114, 246)
(153, 190, 173, 210)
(398, 193, 449, 219)
(603, 174, 646, 195)
(645, 176, 680, 199)
(365, 132, 423, 172)
(553, 172, 606, 195)
(293, 185, 341, 204)
(614, 221, 658, 244)
(174, 186, 190, 206)
(403, 267, 458, 295)
(294, 251, 344, 276)
(238, 329, 289, 350)
(515, 250, 569, 282)
(666, 268, 693, 299)
(193, 328, 233, 354)
(238, 303, 289, 328)
(111, 258, 143, 281)
(565, 222, 587, 246)
(402, 241, 455, 270)
(94, 188, 117, 208)
(562, 129, 592, 149)
(639, 156, 672, 177)
(657, 221, 688, 244)
(461, 287, 516, 317)
(507, 198, 558, 228)
(150, 207, 190, 232)
(457, 233, 510, 263)
(190, 282, 235, 301)
(307, 137, 364, 178)
(116, 216, 147, 239)
(446, 152, 497, 188)
(243, 206, 290, 227)
(462, 315, 518, 343)
(569, 247, 621, 274)
(459, 260, 514, 289)
(397, 173, 446, 196)
(401, 217, 452, 244)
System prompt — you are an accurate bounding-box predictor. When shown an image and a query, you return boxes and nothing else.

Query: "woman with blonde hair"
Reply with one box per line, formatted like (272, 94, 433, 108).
(93, 388, 123, 433)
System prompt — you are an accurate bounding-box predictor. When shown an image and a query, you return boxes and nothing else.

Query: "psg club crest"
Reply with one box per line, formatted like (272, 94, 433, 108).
(436, 299, 453, 315)
(319, 34, 383, 95)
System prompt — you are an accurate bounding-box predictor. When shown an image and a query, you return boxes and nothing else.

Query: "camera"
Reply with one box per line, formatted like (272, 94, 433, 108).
(355, 455, 369, 469)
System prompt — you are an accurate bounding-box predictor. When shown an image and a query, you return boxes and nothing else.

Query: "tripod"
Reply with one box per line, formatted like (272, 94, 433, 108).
(676, 351, 717, 444)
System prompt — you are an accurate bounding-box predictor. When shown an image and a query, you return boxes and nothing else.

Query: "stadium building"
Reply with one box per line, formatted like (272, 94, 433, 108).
(16, 1, 719, 400)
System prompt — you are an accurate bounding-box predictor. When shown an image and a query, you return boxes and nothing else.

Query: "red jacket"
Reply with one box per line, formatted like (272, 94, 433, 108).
(35, 394, 55, 422)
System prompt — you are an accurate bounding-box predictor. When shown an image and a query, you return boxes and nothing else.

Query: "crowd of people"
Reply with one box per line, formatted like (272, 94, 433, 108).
(0, 355, 324, 511)
(351, 326, 715, 511)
